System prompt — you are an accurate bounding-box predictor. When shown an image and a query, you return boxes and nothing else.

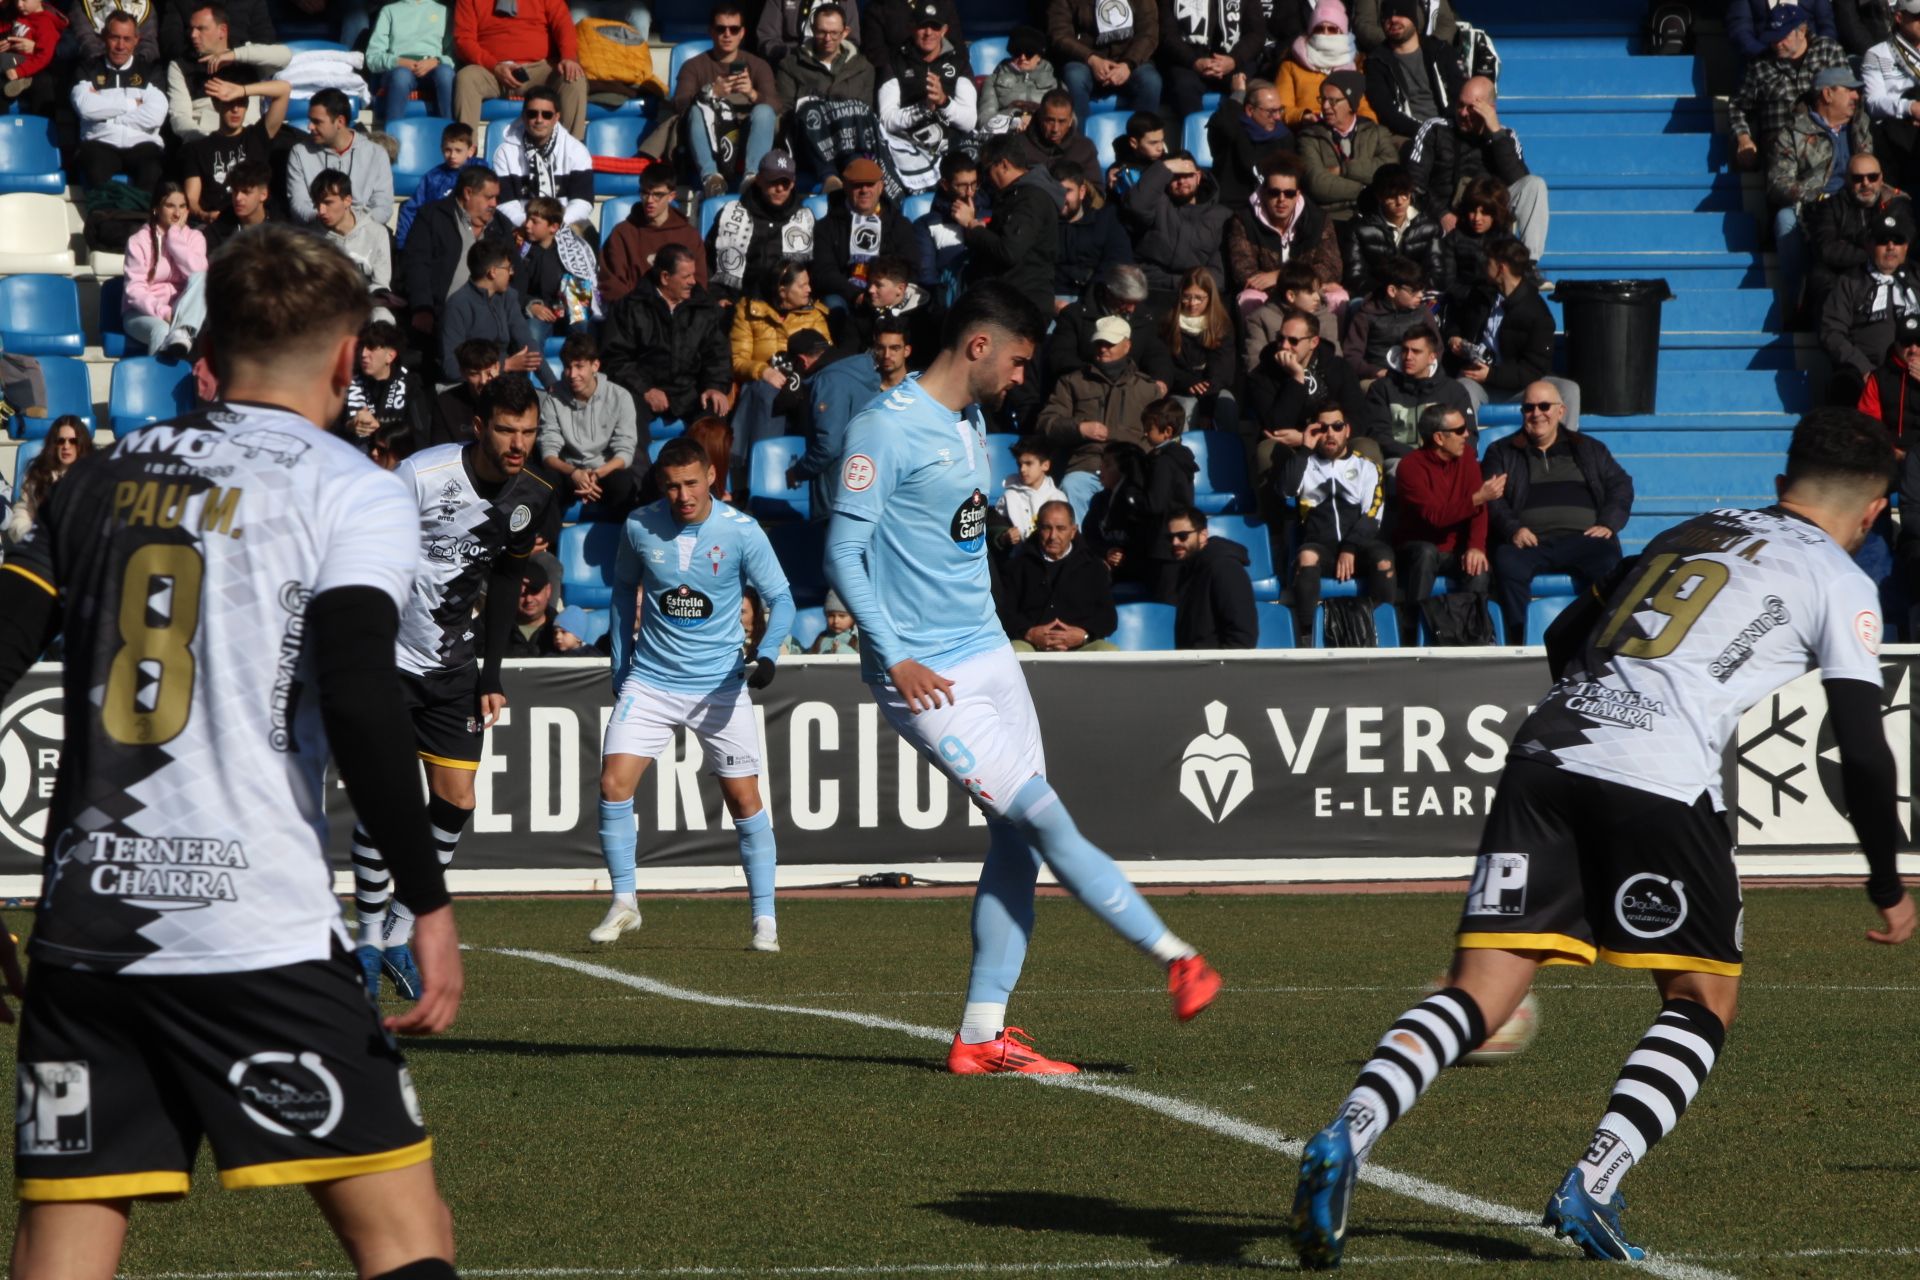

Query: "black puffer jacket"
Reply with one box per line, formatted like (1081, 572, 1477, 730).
(601, 278, 732, 419)
(1483, 429, 1635, 540)
(704, 181, 815, 302)
(813, 194, 916, 305)
(1440, 225, 1497, 308)
(1806, 188, 1916, 301)
(1056, 198, 1135, 299)
(964, 166, 1064, 317)
(1345, 205, 1450, 297)
(1445, 281, 1557, 396)
(1174, 537, 1258, 649)
(1127, 161, 1235, 294)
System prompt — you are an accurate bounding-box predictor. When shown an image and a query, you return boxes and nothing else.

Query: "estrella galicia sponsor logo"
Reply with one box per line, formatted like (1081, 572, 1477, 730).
(268, 582, 310, 752)
(1178, 700, 1253, 823)
(17, 1061, 91, 1155)
(1561, 681, 1667, 731)
(1614, 872, 1688, 938)
(659, 584, 715, 626)
(1709, 595, 1790, 683)
(85, 833, 249, 910)
(950, 489, 987, 551)
(0, 686, 62, 856)
(229, 1052, 344, 1138)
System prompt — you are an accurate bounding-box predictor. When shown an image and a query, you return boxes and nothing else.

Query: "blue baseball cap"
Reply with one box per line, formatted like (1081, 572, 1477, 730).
(1764, 4, 1808, 43)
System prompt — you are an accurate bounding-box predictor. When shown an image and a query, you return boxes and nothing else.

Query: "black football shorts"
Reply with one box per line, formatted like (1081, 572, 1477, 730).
(400, 664, 484, 769)
(1455, 757, 1743, 976)
(14, 952, 431, 1201)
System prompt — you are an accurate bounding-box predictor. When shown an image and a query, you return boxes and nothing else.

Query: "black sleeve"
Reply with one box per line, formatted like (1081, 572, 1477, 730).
(308, 586, 449, 916)
(0, 568, 60, 702)
(1826, 676, 1908, 908)
(478, 553, 531, 696)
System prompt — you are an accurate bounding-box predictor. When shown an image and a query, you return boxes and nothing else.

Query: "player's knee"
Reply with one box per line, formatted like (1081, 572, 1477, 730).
(1296, 549, 1320, 568)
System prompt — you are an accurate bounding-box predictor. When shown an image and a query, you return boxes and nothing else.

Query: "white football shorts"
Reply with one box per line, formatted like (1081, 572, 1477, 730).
(874, 644, 1046, 820)
(604, 676, 762, 777)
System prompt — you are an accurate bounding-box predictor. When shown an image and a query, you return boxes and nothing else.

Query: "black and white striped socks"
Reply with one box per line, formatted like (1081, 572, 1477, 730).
(1338, 987, 1489, 1162)
(1577, 999, 1725, 1200)
(351, 824, 389, 948)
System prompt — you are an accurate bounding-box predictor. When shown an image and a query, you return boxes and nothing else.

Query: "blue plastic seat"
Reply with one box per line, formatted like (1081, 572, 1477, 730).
(0, 275, 84, 356)
(557, 521, 623, 608)
(479, 97, 525, 121)
(0, 116, 62, 196)
(600, 194, 640, 240)
(1111, 601, 1177, 651)
(99, 277, 128, 357)
(901, 191, 934, 222)
(1253, 601, 1297, 649)
(700, 194, 738, 238)
(790, 605, 827, 651)
(1183, 113, 1213, 169)
(1204, 513, 1277, 598)
(108, 357, 194, 437)
(803, 193, 830, 219)
(1083, 111, 1128, 173)
(387, 116, 456, 194)
(10, 435, 42, 496)
(566, 607, 613, 646)
(587, 117, 651, 196)
(668, 39, 714, 89)
(1186, 430, 1250, 514)
(969, 36, 1009, 78)
(651, 418, 686, 439)
(285, 39, 350, 53)
(1311, 598, 1402, 648)
(1524, 595, 1575, 645)
(647, 437, 667, 461)
(33, 356, 94, 437)
(749, 436, 809, 520)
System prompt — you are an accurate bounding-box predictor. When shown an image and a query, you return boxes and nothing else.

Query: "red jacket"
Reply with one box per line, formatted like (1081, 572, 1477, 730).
(454, 0, 575, 72)
(1393, 445, 1487, 554)
(6, 6, 67, 80)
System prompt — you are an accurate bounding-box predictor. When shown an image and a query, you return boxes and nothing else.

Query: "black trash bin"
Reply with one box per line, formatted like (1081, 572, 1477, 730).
(1555, 278, 1672, 417)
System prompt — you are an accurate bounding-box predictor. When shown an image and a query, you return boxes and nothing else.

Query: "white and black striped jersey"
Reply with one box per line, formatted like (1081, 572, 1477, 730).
(2, 403, 418, 974)
(1512, 506, 1883, 808)
(392, 443, 553, 676)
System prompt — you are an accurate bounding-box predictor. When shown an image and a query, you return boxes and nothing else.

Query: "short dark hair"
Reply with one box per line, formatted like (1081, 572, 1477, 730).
(205, 226, 369, 380)
(360, 319, 403, 350)
(523, 84, 561, 113)
(642, 166, 676, 191)
(308, 169, 352, 205)
(813, 1, 846, 22)
(867, 254, 912, 287)
(1379, 254, 1428, 292)
(1126, 111, 1165, 139)
(872, 315, 912, 342)
(559, 332, 599, 364)
(103, 8, 140, 33)
(308, 88, 352, 122)
(1276, 261, 1321, 296)
(1370, 163, 1415, 202)
(1401, 322, 1441, 351)
(225, 160, 271, 194)
(978, 132, 1035, 173)
(1260, 151, 1307, 184)
(1484, 235, 1534, 280)
(1164, 148, 1196, 166)
(1167, 504, 1207, 530)
(467, 239, 512, 279)
(481, 373, 540, 421)
(709, 1, 746, 22)
(190, 3, 227, 27)
(1040, 88, 1073, 113)
(1142, 397, 1186, 436)
(455, 339, 501, 373)
(940, 151, 979, 183)
(1011, 434, 1050, 461)
(1278, 306, 1318, 333)
(654, 241, 696, 277)
(656, 437, 711, 472)
(441, 121, 475, 148)
(1047, 157, 1088, 185)
(1784, 408, 1898, 494)
(454, 165, 500, 199)
(940, 279, 1046, 351)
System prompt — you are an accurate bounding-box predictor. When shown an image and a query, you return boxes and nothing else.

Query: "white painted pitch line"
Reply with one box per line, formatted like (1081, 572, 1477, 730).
(483, 949, 1736, 1280)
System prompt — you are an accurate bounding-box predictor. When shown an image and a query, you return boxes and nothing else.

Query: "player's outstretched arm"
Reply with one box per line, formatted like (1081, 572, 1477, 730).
(308, 587, 464, 1029)
(0, 564, 61, 704)
(1825, 676, 1914, 944)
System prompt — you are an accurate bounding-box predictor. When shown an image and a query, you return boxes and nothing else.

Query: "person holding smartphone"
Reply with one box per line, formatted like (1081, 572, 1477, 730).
(673, 2, 782, 197)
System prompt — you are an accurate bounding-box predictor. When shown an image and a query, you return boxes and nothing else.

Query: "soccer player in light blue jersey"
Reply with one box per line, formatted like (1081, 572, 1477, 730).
(590, 438, 796, 952)
(824, 281, 1223, 1074)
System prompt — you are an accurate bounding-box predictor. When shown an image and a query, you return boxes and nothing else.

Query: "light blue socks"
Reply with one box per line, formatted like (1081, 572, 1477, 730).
(735, 807, 777, 919)
(599, 798, 637, 896)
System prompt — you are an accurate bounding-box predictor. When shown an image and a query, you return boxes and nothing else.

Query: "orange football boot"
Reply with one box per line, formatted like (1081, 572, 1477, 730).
(946, 1026, 1080, 1074)
(1169, 955, 1222, 1022)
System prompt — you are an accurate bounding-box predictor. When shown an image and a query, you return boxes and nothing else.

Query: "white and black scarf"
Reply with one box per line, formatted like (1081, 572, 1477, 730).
(1868, 269, 1919, 318)
(525, 131, 558, 200)
(1173, 0, 1242, 50)
(712, 203, 816, 290)
(346, 372, 412, 426)
(848, 211, 883, 263)
(1094, 0, 1135, 46)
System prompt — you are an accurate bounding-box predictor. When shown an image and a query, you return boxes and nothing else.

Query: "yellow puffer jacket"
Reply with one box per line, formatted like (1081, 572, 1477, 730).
(730, 297, 832, 382)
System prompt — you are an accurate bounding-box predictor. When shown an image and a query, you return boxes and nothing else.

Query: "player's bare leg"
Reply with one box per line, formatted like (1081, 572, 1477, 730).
(308, 1161, 455, 1279)
(718, 774, 779, 951)
(376, 763, 478, 999)
(10, 1199, 131, 1280)
(591, 753, 651, 942)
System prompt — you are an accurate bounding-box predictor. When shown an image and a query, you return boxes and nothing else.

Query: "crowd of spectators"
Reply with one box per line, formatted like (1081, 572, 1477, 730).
(0, 0, 1648, 651)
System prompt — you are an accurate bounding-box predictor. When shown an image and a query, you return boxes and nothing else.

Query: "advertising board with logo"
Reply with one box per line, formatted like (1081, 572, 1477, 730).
(0, 653, 1910, 889)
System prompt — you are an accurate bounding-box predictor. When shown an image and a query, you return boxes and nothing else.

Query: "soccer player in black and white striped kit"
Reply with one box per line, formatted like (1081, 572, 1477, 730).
(1290, 408, 1916, 1268)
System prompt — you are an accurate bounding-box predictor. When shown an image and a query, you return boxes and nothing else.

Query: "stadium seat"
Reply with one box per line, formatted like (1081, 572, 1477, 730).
(285, 39, 349, 53)
(984, 433, 1017, 496)
(652, 418, 686, 439)
(749, 436, 809, 520)
(1084, 111, 1128, 173)
(1311, 595, 1402, 648)
(108, 357, 194, 437)
(600, 195, 640, 240)
(0, 275, 84, 356)
(648, 437, 667, 461)
(1205, 513, 1277, 598)
(901, 191, 934, 222)
(567, 607, 613, 646)
(9, 436, 41, 496)
(803, 193, 830, 219)
(0, 194, 78, 274)
(790, 605, 827, 651)
(669, 39, 713, 87)
(587, 117, 650, 195)
(30, 356, 95, 438)
(0, 116, 63, 196)
(388, 116, 455, 193)
(1524, 595, 1575, 645)
(479, 97, 524, 121)
(557, 521, 622, 609)
(969, 36, 1009, 78)
(1111, 601, 1177, 651)
(700, 194, 738, 238)
(1186, 430, 1251, 514)
(1183, 114, 1213, 170)
(99, 277, 128, 357)
(1253, 601, 1296, 649)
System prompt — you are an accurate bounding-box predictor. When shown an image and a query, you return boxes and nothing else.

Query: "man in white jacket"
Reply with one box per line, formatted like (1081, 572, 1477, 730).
(489, 85, 594, 228)
(876, 3, 975, 191)
(1863, 0, 1920, 190)
(70, 12, 168, 192)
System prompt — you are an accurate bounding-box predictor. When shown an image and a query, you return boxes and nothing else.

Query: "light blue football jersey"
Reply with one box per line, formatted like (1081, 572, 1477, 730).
(830, 375, 1003, 684)
(611, 499, 794, 694)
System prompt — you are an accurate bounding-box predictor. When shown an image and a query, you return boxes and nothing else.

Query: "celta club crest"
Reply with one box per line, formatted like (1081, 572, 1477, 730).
(1178, 700, 1254, 824)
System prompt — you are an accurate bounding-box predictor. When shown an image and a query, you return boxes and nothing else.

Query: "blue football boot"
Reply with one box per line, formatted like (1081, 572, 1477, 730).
(1291, 1121, 1360, 1270)
(356, 944, 382, 1000)
(1543, 1168, 1647, 1262)
(380, 944, 423, 1001)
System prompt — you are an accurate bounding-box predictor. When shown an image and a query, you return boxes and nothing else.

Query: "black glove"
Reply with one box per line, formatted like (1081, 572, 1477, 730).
(744, 657, 777, 690)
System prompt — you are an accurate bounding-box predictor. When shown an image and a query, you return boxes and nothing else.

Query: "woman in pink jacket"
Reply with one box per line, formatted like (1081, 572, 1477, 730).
(122, 184, 206, 355)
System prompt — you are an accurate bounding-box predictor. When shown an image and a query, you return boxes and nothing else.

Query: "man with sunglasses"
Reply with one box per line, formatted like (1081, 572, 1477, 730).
(1768, 65, 1870, 313)
(1276, 403, 1394, 645)
(601, 168, 708, 308)
(1205, 80, 1292, 209)
(1806, 152, 1913, 310)
(489, 85, 593, 229)
(1248, 306, 1364, 482)
(674, 2, 780, 198)
(1820, 208, 1920, 401)
(1224, 154, 1344, 312)
(452, 0, 587, 140)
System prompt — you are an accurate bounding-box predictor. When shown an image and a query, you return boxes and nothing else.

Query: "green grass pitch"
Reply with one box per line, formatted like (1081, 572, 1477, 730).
(4, 889, 1916, 1278)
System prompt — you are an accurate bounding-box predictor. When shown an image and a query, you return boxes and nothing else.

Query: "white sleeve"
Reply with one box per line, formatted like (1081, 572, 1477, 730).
(315, 462, 419, 609)
(944, 76, 978, 133)
(1811, 567, 1885, 686)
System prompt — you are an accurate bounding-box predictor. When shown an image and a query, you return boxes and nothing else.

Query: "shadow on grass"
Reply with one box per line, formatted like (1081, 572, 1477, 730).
(405, 1037, 943, 1072)
(1349, 1223, 1568, 1264)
